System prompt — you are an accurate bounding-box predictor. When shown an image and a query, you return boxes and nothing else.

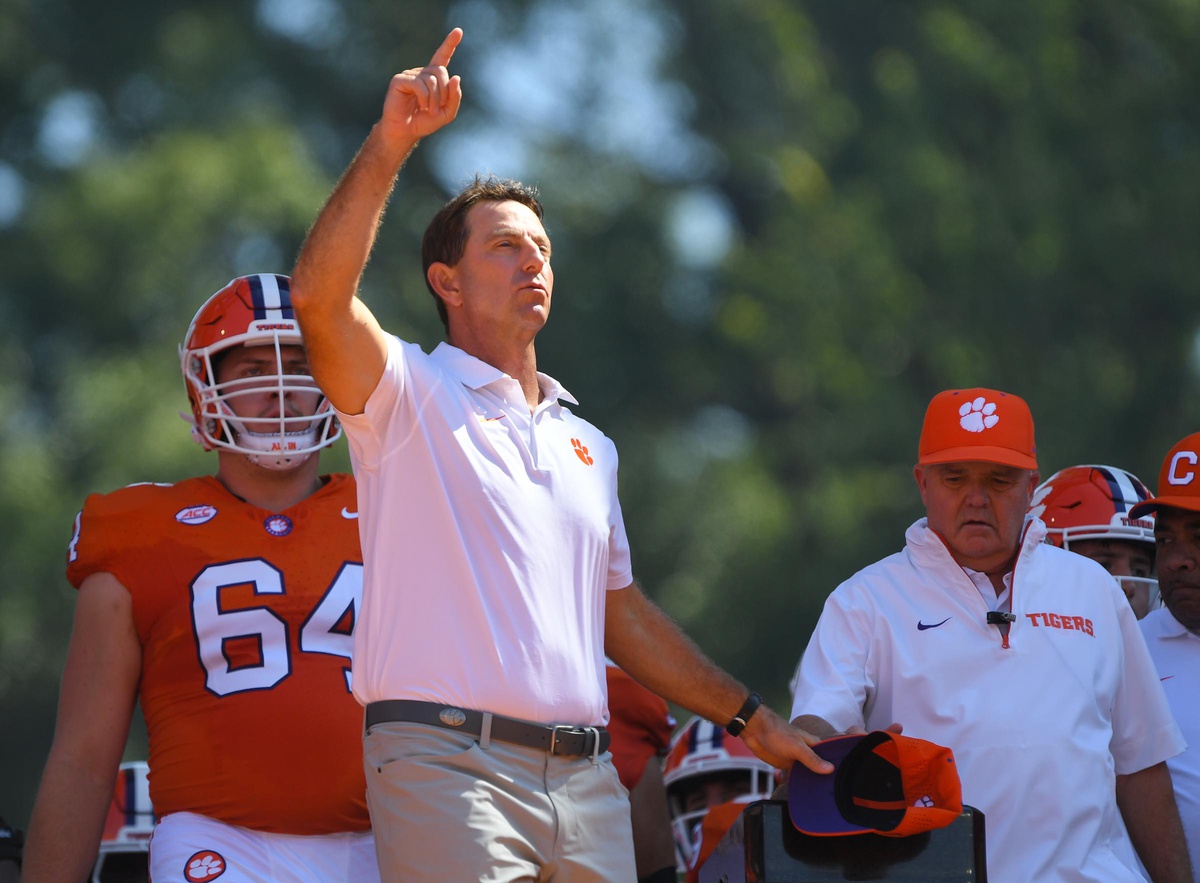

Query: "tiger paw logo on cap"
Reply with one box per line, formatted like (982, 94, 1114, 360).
(918, 387, 1037, 470)
(958, 397, 998, 433)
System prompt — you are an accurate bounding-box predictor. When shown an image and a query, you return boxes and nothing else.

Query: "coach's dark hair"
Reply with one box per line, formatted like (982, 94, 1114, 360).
(421, 174, 545, 332)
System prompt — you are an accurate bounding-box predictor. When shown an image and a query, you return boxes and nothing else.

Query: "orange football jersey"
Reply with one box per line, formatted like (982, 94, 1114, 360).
(605, 663, 674, 791)
(66, 474, 369, 835)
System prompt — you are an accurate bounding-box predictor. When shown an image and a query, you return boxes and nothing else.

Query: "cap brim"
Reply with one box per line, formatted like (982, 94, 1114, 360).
(1130, 495, 1200, 519)
(788, 734, 870, 836)
(918, 445, 1037, 470)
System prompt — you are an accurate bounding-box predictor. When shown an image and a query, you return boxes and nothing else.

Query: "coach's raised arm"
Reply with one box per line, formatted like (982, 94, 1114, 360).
(291, 27, 463, 417)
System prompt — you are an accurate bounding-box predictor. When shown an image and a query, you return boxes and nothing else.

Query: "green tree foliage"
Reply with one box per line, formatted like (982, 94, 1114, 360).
(2, 0, 1200, 828)
(644, 0, 1200, 694)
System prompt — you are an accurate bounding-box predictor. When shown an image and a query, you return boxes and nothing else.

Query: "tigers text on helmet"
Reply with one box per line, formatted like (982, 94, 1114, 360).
(180, 274, 340, 470)
(662, 716, 778, 870)
(92, 761, 155, 883)
(1029, 464, 1158, 610)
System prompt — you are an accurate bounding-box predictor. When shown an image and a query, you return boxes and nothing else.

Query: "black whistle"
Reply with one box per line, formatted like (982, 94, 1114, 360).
(986, 611, 1016, 625)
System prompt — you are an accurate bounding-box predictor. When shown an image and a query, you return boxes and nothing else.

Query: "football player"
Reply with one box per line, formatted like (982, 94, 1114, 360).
(1030, 464, 1158, 617)
(663, 717, 778, 882)
(23, 275, 377, 882)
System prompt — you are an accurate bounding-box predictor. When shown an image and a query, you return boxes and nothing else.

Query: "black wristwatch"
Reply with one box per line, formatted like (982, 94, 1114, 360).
(726, 691, 763, 737)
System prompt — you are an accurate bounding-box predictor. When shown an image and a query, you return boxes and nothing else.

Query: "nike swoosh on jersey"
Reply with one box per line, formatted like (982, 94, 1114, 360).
(917, 617, 952, 630)
(341, 508, 359, 519)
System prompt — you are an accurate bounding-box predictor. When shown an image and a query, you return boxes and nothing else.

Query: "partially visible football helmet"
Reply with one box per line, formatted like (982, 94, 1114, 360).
(181, 274, 340, 470)
(1030, 464, 1158, 609)
(92, 762, 154, 883)
(663, 717, 777, 869)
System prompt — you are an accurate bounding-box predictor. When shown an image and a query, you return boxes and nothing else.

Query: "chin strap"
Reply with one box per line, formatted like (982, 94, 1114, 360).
(237, 428, 319, 471)
(242, 449, 313, 471)
(180, 411, 214, 451)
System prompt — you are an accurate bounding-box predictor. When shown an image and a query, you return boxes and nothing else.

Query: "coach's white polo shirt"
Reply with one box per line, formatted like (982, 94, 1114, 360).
(1141, 607, 1200, 878)
(338, 335, 632, 726)
(792, 517, 1184, 883)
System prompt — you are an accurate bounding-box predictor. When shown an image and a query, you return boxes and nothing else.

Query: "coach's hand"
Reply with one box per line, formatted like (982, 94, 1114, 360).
(380, 28, 463, 145)
(741, 707, 835, 775)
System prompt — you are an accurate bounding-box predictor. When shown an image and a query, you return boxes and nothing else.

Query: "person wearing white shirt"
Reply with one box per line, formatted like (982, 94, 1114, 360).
(790, 387, 1190, 883)
(288, 28, 832, 882)
(1133, 430, 1200, 882)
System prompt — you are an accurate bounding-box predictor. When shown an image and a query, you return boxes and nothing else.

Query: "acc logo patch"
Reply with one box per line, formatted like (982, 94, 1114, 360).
(184, 849, 226, 881)
(263, 514, 293, 537)
(176, 505, 217, 526)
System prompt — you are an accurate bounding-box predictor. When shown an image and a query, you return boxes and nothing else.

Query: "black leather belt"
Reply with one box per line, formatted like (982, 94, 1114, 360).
(365, 700, 610, 761)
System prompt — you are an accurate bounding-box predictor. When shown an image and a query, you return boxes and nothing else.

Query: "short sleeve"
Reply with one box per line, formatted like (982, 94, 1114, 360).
(605, 443, 633, 590)
(1110, 585, 1186, 774)
(66, 495, 125, 589)
(336, 333, 406, 472)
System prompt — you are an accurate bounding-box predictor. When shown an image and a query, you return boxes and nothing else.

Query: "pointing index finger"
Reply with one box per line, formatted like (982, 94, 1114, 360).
(429, 28, 463, 69)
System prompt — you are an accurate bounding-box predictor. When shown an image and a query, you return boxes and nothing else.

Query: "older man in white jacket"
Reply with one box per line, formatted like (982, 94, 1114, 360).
(791, 387, 1191, 883)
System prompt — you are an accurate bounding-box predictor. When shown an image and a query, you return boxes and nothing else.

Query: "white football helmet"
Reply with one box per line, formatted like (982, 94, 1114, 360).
(1030, 464, 1158, 611)
(662, 717, 777, 869)
(181, 274, 340, 470)
(92, 761, 154, 883)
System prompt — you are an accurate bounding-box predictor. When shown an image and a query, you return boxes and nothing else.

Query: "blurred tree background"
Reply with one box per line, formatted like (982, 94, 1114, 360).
(3, 0, 1199, 827)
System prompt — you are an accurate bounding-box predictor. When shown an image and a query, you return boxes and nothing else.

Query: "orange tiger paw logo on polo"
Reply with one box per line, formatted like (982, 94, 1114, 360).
(571, 438, 594, 465)
(185, 850, 226, 881)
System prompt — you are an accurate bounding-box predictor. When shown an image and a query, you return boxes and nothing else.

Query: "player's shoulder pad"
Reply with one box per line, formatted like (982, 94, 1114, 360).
(79, 477, 214, 521)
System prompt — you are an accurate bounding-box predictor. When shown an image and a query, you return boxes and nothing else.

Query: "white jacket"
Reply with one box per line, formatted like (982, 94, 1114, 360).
(792, 517, 1184, 883)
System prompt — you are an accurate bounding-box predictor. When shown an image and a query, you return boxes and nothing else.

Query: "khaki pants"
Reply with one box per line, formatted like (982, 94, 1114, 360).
(363, 721, 636, 882)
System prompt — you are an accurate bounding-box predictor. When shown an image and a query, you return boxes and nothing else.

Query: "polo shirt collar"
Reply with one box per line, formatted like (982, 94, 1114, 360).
(1157, 608, 1194, 640)
(430, 341, 579, 406)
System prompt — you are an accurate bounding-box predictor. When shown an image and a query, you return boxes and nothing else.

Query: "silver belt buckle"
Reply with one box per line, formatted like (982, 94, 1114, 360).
(548, 725, 601, 763)
(548, 724, 574, 756)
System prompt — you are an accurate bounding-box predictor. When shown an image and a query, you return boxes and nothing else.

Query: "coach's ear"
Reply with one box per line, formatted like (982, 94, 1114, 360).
(427, 262, 462, 310)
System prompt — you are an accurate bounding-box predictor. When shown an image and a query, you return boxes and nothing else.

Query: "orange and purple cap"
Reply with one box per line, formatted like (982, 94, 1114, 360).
(918, 387, 1037, 470)
(1130, 432, 1200, 519)
(788, 731, 963, 838)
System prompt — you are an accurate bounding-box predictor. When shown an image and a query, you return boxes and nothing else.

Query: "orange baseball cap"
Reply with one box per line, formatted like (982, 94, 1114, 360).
(788, 731, 963, 837)
(918, 388, 1037, 470)
(1130, 432, 1200, 519)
